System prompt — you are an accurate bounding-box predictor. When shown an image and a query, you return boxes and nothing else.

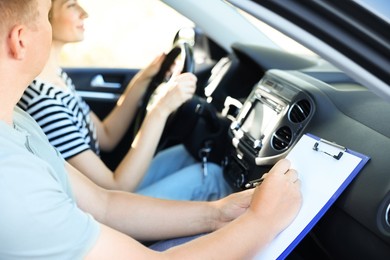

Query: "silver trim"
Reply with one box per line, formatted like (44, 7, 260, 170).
(77, 91, 120, 101)
(90, 74, 122, 89)
(385, 203, 390, 228)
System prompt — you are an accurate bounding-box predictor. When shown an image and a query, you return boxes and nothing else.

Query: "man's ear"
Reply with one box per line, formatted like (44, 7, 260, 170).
(8, 25, 27, 60)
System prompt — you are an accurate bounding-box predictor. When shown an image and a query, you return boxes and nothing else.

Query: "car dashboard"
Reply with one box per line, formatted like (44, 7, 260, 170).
(224, 70, 315, 188)
(202, 44, 390, 258)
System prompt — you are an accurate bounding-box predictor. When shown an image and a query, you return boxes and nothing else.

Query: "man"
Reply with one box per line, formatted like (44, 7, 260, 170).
(0, 0, 302, 259)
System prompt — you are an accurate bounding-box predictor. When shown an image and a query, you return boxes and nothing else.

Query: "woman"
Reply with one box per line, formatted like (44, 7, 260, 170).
(18, 0, 231, 201)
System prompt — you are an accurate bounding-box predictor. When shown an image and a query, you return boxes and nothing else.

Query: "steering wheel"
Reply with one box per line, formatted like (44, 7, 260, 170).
(133, 41, 195, 134)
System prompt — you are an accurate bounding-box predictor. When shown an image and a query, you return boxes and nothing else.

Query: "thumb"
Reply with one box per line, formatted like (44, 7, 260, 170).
(169, 63, 182, 81)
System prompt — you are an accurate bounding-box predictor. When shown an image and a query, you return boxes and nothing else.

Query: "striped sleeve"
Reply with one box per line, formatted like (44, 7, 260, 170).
(18, 80, 99, 159)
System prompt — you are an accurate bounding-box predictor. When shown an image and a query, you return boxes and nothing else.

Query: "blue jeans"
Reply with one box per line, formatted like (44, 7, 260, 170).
(149, 234, 205, 251)
(135, 145, 232, 201)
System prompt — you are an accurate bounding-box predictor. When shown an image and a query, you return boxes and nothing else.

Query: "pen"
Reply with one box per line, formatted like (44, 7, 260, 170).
(245, 175, 266, 188)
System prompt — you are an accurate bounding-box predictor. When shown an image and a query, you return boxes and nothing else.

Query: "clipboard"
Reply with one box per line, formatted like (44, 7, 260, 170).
(254, 133, 370, 260)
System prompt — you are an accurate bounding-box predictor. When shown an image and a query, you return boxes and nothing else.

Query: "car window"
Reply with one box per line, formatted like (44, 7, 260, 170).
(61, 0, 194, 69)
(354, 0, 390, 23)
(238, 10, 317, 58)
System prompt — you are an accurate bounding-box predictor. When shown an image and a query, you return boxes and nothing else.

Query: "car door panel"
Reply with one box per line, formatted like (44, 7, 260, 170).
(64, 67, 138, 119)
(63, 67, 139, 169)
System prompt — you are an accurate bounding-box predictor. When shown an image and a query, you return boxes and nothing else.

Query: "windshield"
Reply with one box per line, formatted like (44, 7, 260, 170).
(239, 10, 318, 58)
(354, 0, 390, 24)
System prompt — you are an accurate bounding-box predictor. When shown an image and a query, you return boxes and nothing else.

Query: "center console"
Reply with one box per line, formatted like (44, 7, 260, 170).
(223, 70, 315, 189)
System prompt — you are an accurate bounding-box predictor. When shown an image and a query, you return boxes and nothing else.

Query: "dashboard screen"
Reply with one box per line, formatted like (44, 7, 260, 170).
(240, 100, 277, 141)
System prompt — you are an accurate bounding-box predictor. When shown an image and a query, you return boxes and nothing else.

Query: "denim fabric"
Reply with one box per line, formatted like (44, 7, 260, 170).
(135, 145, 232, 201)
(149, 234, 205, 251)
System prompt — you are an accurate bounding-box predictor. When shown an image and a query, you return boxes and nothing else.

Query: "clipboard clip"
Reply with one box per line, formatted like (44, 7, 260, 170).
(312, 139, 346, 160)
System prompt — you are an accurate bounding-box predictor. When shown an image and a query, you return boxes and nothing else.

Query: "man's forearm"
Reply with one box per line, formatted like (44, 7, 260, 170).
(162, 211, 275, 260)
(69, 162, 216, 241)
(102, 191, 218, 241)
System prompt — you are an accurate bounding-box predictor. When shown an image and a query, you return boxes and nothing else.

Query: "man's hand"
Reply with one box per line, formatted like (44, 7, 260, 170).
(250, 159, 302, 235)
(212, 159, 301, 234)
(211, 188, 254, 230)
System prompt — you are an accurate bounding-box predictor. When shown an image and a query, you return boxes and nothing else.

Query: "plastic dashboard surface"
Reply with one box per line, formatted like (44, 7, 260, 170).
(224, 69, 315, 189)
(222, 69, 390, 257)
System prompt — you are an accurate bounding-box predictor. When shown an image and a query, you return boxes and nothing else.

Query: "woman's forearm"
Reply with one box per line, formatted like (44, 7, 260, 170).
(97, 74, 150, 151)
(113, 107, 168, 191)
(97, 55, 164, 150)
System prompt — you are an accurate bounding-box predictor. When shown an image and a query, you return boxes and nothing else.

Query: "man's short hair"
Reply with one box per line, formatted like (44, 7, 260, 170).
(0, 0, 39, 34)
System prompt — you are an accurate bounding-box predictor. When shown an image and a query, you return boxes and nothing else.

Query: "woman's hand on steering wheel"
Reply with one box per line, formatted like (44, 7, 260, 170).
(147, 72, 197, 118)
(133, 42, 195, 134)
(129, 53, 166, 93)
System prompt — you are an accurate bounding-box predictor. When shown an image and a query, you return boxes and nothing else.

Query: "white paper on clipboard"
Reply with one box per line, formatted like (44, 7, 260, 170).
(254, 133, 370, 260)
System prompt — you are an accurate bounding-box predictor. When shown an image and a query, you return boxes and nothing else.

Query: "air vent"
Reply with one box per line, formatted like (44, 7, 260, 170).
(289, 99, 311, 123)
(264, 80, 275, 87)
(272, 126, 292, 150)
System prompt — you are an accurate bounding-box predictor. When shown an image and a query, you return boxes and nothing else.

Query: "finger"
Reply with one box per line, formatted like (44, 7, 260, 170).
(170, 63, 183, 79)
(175, 75, 196, 93)
(186, 82, 196, 95)
(269, 159, 291, 176)
(150, 53, 166, 68)
(285, 169, 299, 183)
(184, 72, 198, 82)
